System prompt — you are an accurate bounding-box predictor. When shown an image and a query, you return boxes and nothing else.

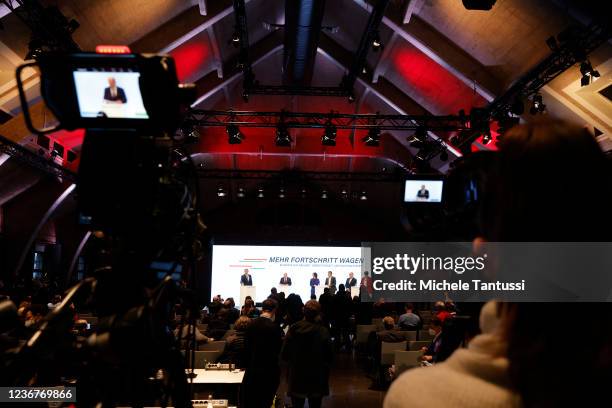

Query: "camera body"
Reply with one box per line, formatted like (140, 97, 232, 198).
(18, 52, 184, 135)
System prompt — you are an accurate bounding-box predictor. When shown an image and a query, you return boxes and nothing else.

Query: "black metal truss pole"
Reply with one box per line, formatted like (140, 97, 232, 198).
(340, 0, 390, 95)
(188, 109, 467, 132)
(0, 133, 76, 180)
(487, 21, 610, 120)
(233, 0, 254, 89)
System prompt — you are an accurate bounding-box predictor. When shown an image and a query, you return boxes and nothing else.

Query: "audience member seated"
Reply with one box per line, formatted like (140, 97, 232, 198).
(376, 316, 407, 343)
(420, 317, 443, 364)
(398, 303, 421, 330)
(47, 294, 62, 311)
(433, 301, 451, 323)
(24, 304, 45, 328)
(223, 297, 240, 324)
(220, 316, 250, 368)
(174, 321, 213, 348)
(241, 297, 260, 318)
(205, 307, 230, 340)
(281, 300, 333, 408)
(243, 298, 283, 408)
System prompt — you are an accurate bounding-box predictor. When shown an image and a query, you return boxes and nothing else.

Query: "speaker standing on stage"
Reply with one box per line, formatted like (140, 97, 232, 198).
(325, 271, 337, 295)
(345, 272, 357, 289)
(241, 268, 253, 286)
(310, 272, 320, 298)
(279, 272, 292, 286)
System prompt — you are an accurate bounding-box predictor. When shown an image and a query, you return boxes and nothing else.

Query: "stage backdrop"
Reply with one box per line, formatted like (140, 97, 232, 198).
(211, 245, 363, 305)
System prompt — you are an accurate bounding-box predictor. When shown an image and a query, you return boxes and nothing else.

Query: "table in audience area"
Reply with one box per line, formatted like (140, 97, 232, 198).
(186, 369, 245, 405)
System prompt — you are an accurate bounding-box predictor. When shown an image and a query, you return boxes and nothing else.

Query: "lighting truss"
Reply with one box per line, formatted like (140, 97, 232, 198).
(187, 110, 468, 131)
(0, 133, 76, 180)
(486, 21, 610, 120)
(196, 169, 403, 183)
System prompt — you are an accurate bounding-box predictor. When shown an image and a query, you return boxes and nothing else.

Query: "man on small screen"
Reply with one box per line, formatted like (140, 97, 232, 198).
(279, 272, 292, 286)
(417, 184, 430, 200)
(345, 272, 357, 288)
(240, 268, 253, 286)
(103, 77, 127, 104)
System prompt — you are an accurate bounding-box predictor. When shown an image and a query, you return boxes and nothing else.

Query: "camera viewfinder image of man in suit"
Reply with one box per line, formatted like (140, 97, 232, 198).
(240, 269, 253, 286)
(417, 184, 430, 200)
(103, 77, 127, 104)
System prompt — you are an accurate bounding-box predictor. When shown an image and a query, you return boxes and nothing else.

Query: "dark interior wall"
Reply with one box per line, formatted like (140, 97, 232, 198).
(0, 178, 73, 283)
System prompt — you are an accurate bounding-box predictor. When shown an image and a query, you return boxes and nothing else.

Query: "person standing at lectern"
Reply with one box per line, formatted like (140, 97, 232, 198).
(103, 77, 127, 104)
(345, 272, 357, 289)
(241, 268, 253, 286)
(325, 271, 337, 295)
(279, 272, 292, 286)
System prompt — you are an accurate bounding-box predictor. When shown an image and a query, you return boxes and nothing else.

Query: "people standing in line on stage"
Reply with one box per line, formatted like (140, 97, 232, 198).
(240, 268, 253, 286)
(345, 272, 357, 289)
(281, 300, 333, 408)
(243, 299, 283, 408)
(360, 271, 373, 298)
(279, 272, 292, 286)
(310, 272, 320, 298)
(324, 271, 337, 295)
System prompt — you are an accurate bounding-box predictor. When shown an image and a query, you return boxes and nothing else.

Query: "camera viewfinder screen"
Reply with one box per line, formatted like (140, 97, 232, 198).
(73, 69, 149, 119)
(404, 180, 444, 203)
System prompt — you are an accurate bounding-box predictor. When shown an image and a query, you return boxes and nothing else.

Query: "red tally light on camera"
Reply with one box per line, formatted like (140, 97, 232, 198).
(95, 45, 131, 54)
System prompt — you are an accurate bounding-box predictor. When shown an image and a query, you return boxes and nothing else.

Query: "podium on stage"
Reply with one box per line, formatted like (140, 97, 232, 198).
(350, 286, 360, 299)
(240, 285, 256, 306)
(314, 285, 324, 299)
(278, 284, 291, 295)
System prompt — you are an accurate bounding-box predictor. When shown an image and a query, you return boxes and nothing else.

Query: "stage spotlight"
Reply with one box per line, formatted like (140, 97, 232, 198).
(278, 188, 286, 199)
(226, 124, 244, 144)
(408, 126, 428, 147)
(301, 188, 307, 198)
(25, 39, 44, 60)
(580, 60, 600, 87)
(217, 185, 227, 197)
(362, 66, 367, 74)
(340, 189, 348, 199)
(257, 188, 264, 198)
(231, 30, 241, 47)
(237, 187, 246, 198)
(242, 89, 249, 102)
(321, 190, 328, 199)
(462, 0, 496, 10)
(322, 122, 337, 146)
(275, 125, 292, 147)
(482, 133, 492, 145)
(362, 127, 381, 147)
(359, 191, 368, 201)
(372, 31, 382, 52)
(529, 94, 546, 115)
(348, 93, 356, 103)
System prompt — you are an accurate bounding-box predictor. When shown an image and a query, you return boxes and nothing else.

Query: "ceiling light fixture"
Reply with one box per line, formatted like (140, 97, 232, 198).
(322, 120, 337, 146)
(226, 124, 244, 144)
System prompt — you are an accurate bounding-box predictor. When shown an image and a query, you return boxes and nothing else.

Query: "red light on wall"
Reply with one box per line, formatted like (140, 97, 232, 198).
(95, 45, 132, 54)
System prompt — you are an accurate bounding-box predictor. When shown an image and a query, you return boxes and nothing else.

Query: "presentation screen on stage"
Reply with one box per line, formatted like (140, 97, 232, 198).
(404, 179, 444, 203)
(211, 245, 363, 305)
